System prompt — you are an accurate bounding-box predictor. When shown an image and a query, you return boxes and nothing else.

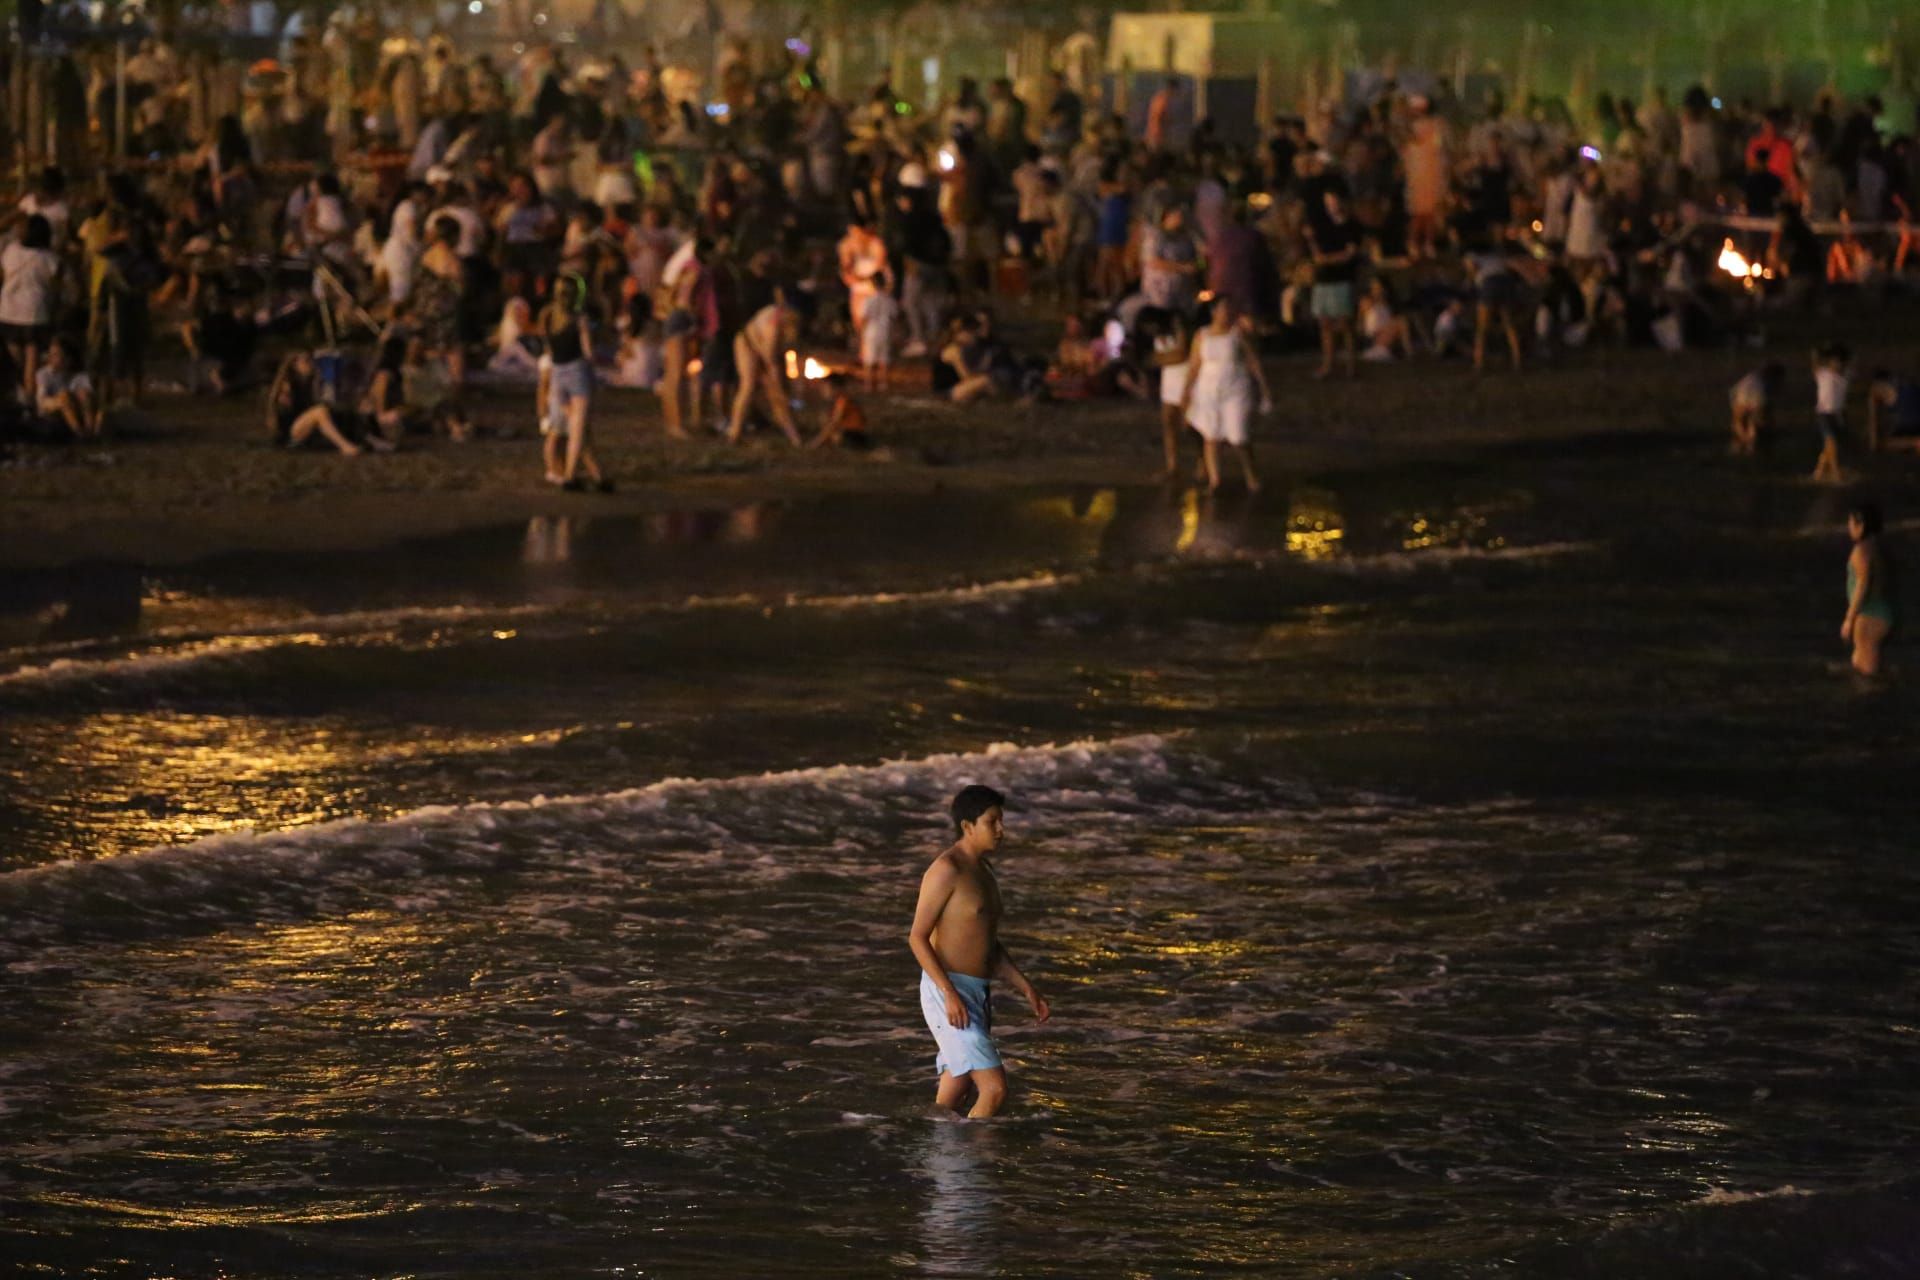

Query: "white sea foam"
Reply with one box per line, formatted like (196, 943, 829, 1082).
(0, 633, 330, 692)
(1310, 540, 1605, 575)
(1695, 1184, 1816, 1206)
(0, 574, 1082, 695)
(0, 533, 1596, 695)
(0, 734, 1200, 945)
(0, 601, 562, 674)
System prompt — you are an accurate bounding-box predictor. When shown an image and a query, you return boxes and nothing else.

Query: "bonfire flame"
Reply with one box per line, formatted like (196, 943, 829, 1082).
(1717, 238, 1763, 280)
(785, 352, 832, 380)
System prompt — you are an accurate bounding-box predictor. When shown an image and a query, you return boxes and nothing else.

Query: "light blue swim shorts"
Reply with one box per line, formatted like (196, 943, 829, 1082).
(919, 970, 1001, 1077)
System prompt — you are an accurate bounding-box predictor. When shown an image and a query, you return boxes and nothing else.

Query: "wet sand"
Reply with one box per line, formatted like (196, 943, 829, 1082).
(4, 300, 1915, 570)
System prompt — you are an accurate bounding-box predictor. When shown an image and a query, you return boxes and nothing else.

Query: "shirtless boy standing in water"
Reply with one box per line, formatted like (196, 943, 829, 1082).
(908, 785, 1051, 1118)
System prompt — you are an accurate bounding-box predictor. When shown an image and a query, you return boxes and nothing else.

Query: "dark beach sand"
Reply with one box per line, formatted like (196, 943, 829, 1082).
(9, 298, 1916, 571)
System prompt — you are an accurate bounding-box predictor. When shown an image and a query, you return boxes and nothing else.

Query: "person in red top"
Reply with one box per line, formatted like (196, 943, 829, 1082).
(1146, 77, 1179, 152)
(1745, 113, 1802, 202)
(810, 374, 873, 450)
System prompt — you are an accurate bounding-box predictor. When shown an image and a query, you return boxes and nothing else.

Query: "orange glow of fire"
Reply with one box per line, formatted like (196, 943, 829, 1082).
(1718, 238, 1764, 280)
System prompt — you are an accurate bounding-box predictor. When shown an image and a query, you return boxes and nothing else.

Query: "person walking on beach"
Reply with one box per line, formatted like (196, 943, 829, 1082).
(538, 275, 609, 491)
(1305, 191, 1360, 380)
(909, 785, 1050, 1120)
(1812, 342, 1851, 484)
(1181, 297, 1271, 493)
(1841, 501, 1894, 678)
(1729, 361, 1785, 456)
(1153, 310, 1194, 479)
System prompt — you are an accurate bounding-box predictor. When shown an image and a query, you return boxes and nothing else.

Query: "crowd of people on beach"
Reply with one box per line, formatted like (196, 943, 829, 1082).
(4, 15, 1920, 499)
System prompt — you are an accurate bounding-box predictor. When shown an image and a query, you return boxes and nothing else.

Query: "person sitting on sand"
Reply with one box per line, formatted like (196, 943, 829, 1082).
(1358, 278, 1415, 363)
(939, 315, 997, 405)
(182, 290, 260, 394)
(30, 338, 100, 441)
(602, 294, 663, 391)
(1044, 314, 1100, 400)
(266, 350, 375, 456)
(402, 336, 474, 442)
(1729, 360, 1785, 456)
(809, 374, 874, 450)
(361, 337, 410, 447)
(1866, 369, 1920, 454)
(1841, 501, 1895, 678)
(487, 296, 542, 379)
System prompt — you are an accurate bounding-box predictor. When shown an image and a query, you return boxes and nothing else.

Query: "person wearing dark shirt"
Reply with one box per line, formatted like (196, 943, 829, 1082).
(1770, 205, 1823, 289)
(893, 183, 951, 357)
(1868, 369, 1920, 452)
(1742, 149, 1784, 216)
(1296, 149, 1351, 238)
(1306, 191, 1361, 378)
(738, 248, 789, 321)
(1265, 117, 1299, 197)
(185, 292, 260, 393)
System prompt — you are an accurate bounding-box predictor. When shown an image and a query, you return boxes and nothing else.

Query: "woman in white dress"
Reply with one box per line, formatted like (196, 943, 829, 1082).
(380, 184, 425, 308)
(1180, 296, 1272, 493)
(1152, 312, 1193, 479)
(1564, 166, 1608, 266)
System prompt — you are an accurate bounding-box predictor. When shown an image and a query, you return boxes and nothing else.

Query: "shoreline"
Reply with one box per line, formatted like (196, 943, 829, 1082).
(3, 315, 1911, 571)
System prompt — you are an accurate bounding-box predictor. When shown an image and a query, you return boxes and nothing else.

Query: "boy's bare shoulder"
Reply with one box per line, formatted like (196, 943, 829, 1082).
(922, 846, 965, 880)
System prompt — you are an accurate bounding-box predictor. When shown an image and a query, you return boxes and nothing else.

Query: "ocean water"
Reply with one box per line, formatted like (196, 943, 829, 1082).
(3, 446, 1918, 1278)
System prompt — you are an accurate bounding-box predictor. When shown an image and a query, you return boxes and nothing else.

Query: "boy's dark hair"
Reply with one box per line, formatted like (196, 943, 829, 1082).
(1817, 340, 1851, 364)
(950, 784, 1006, 834)
(1850, 501, 1884, 538)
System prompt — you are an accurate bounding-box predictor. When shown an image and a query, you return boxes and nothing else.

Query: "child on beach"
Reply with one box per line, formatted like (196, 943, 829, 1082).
(860, 286, 900, 390)
(1152, 310, 1192, 478)
(809, 374, 874, 450)
(1728, 360, 1785, 456)
(908, 785, 1050, 1119)
(1867, 370, 1920, 453)
(31, 338, 100, 440)
(1812, 342, 1850, 483)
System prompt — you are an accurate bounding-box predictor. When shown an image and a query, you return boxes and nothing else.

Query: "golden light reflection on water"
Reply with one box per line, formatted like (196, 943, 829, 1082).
(36, 1190, 412, 1228)
(1286, 489, 1345, 561)
(1175, 489, 1201, 554)
(34, 713, 579, 857)
(135, 584, 329, 639)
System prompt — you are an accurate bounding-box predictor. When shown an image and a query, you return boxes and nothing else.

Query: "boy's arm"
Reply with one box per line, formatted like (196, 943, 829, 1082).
(908, 859, 971, 1028)
(991, 945, 1050, 1022)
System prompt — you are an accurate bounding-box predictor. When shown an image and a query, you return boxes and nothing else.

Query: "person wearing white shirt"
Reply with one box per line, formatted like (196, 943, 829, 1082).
(1, 214, 62, 400)
(33, 339, 98, 439)
(1812, 342, 1851, 483)
(17, 167, 72, 248)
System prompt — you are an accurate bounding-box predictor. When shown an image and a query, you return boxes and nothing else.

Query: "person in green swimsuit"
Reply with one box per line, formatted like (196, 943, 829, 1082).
(1841, 502, 1895, 677)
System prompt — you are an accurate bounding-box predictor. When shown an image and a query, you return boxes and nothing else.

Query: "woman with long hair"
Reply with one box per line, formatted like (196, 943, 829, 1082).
(1841, 502, 1895, 678)
(538, 274, 610, 491)
(1179, 296, 1272, 493)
